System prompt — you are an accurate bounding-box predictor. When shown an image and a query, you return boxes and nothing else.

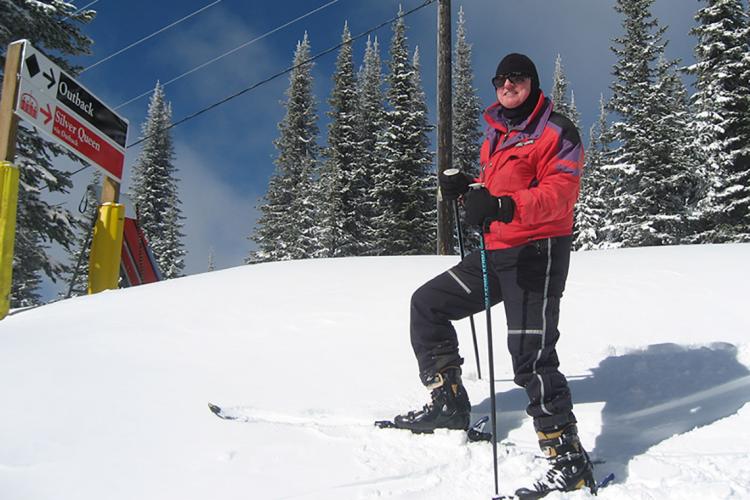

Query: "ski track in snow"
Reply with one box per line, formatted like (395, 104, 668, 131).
(212, 403, 611, 499)
(219, 405, 519, 499)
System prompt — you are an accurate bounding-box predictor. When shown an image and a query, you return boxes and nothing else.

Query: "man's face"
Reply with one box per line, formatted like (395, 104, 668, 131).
(495, 74, 532, 109)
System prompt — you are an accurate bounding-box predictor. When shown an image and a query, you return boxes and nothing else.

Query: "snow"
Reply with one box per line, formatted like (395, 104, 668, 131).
(1, 244, 750, 500)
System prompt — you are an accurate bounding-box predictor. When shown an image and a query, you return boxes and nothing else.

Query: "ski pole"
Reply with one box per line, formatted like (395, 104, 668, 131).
(443, 168, 482, 380)
(479, 222, 499, 497)
(453, 198, 482, 380)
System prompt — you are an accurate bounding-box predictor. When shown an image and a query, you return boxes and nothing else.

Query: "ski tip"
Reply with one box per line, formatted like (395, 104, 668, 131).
(374, 419, 397, 429)
(207, 402, 222, 415)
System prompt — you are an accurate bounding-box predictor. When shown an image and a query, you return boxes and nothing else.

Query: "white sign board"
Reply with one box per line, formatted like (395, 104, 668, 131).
(14, 40, 129, 181)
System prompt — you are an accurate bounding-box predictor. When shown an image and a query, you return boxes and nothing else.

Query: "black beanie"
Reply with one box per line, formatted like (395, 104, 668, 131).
(494, 53, 540, 94)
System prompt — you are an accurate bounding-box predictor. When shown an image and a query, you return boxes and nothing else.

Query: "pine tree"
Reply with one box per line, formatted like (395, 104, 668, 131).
(129, 82, 186, 278)
(574, 96, 611, 250)
(550, 55, 581, 131)
(551, 55, 571, 119)
(452, 7, 482, 179)
(568, 91, 581, 131)
(1, 0, 95, 306)
(451, 6, 482, 251)
(318, 23, 359, 258)
(620, 56, 701, 245)
(371, 11, 435, 255)
(249, 33, 320, 262)
(605, 0, 665, 246)
(408, 47, 437, 252)
(354, 36, 386, 256)
(62, 170, 101, 297)
(605, 0, 700, 247)
(207, 247, 215, 272)
(686, 0, 750, 242)
(158, 188, 186, 278)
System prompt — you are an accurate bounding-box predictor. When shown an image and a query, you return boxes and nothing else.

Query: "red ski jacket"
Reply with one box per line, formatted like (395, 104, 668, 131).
(478, 92, 583, 250)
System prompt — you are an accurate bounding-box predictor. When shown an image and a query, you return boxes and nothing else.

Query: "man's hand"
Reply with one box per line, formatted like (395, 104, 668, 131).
(439, 169, 472, 200)
(464, 189, 515, 227)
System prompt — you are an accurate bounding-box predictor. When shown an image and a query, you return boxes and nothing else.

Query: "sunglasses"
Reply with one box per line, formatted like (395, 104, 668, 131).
(492, 73, 530, 88)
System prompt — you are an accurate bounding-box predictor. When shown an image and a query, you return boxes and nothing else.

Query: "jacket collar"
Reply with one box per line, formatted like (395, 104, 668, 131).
(483, 91, 550, 138)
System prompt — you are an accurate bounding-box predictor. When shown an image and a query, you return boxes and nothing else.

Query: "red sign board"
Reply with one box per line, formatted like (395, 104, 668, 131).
(51, 106, 124, 180)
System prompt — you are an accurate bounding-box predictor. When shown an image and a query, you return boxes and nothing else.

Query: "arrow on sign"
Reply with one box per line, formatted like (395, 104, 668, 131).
(40, 103, 52, 125)
(43, 67, 56, 90)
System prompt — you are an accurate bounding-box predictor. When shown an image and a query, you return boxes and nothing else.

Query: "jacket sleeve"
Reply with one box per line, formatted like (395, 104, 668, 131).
(511, 121, 583, 226)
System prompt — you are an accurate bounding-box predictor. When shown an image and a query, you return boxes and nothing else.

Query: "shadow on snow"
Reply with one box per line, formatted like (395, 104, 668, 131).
(472, 342, 750, 482)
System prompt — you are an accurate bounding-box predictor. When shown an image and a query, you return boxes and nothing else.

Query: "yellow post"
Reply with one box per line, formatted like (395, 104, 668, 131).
(0, 41, 24, 320)
(0, 161, 19, 318)
(87, 202, 125, 294)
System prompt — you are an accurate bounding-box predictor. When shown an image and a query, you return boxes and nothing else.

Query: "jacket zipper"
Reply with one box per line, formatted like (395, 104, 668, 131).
(483, 130, 511, 184)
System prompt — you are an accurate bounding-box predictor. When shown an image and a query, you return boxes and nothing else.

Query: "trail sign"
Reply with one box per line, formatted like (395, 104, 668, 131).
(14, 40, 128, 181)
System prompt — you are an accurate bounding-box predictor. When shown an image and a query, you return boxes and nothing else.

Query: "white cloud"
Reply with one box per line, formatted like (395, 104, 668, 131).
(173, 141, 261, 274)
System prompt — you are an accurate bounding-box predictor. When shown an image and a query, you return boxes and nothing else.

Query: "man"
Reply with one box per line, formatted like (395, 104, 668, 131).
(391, 53, 595, 497)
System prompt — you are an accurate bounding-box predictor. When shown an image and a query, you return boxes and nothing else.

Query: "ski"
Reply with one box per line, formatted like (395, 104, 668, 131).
(374, 415, 493, 443)
(208, 402, 238, 420)
(492, 472, 615, 499)
(210, 402, 612, 498)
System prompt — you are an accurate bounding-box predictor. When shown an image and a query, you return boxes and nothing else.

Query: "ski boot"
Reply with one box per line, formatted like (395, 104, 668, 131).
(392, 367, 471, 433)
(514, 424, 597, 499)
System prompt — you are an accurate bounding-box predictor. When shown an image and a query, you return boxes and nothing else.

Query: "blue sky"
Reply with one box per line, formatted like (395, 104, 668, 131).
(48, 0, 704, 287)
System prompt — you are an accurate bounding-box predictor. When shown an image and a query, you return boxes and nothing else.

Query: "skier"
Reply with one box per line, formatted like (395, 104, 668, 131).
(391, 53, 596, 497)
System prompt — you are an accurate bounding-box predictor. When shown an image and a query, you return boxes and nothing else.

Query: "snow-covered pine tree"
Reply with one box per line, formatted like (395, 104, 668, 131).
(370, 11, 435, 255)
(62, 170, 101, 297)
(249, 33, 320, 262)
(409, 46, 437, 252)
(619, 56, 701, 245)
(551, 55, 567, 111)
(318, 23, 359, 258)
(686, 0, 750, 242)
(604, 0, 665, 246)
(551, 55, 572, 120)
(354, 36, 386, 256)
(574, 96, 611, 250)
(605, 0, 700, 247)
(207, 247, 215, 272)
(158, 188, 187, 278)
(451, 6, 482, 251)
(452, 7, 481, 180)
(1, 0, 95, 306)
(129, 82, 186, 278)
(568, 91, 581, 131)
(551, 55, 581, 130)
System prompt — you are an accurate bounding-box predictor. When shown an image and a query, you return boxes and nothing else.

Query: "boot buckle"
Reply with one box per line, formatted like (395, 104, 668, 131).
(425, 372, 445, 390)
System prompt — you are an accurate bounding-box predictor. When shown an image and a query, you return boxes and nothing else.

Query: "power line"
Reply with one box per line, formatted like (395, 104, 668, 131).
(80, 0, 223, 74)
(113, 0, 342, 110)
(61, 0, 99, 22)
(127, 0, 437, 149)
(48, 0, 437, 187)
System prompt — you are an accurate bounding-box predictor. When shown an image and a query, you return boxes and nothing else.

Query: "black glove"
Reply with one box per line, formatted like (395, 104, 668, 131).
(439, 170, 472, 200)
(463, 189, 515, 227)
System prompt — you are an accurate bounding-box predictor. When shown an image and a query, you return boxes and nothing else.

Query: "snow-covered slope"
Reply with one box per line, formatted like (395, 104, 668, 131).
(1, 244, 749, 499)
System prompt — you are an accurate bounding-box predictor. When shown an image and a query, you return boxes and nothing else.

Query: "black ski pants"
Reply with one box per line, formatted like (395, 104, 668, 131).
(410, 235, 575, 431)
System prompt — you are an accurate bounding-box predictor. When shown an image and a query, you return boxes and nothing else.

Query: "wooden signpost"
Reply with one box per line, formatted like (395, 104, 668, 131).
(0, 39, 130, 319)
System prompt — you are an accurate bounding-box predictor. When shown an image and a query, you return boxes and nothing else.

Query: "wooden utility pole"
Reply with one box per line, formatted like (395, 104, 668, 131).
(436, 0, 453, 255)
